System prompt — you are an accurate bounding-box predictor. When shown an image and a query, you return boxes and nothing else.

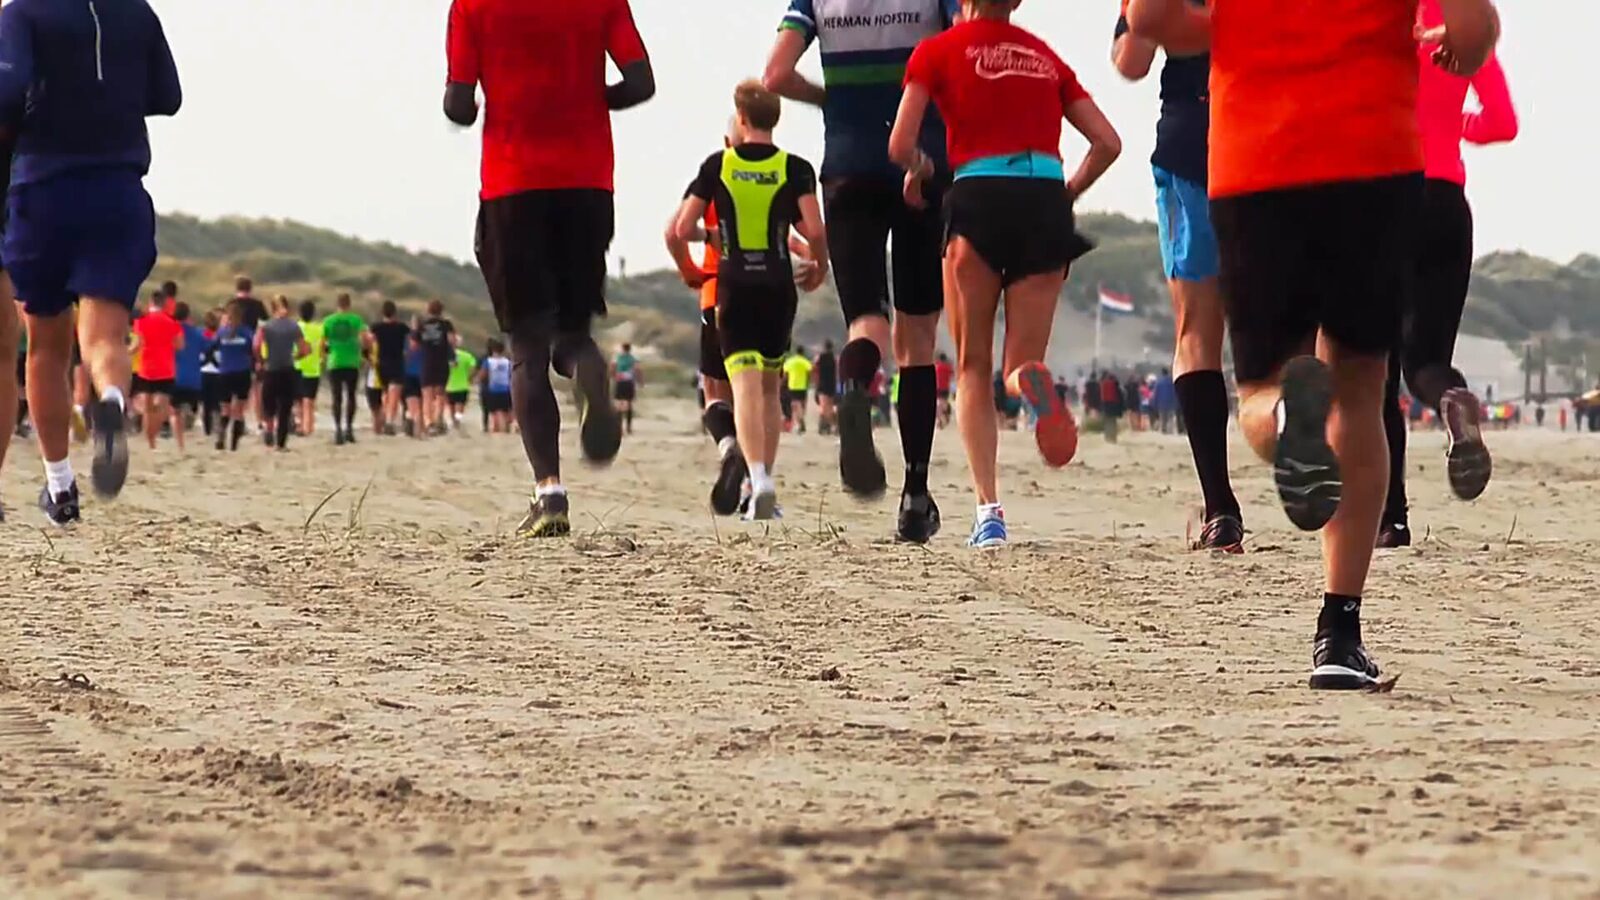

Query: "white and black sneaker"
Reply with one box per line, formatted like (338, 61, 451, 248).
(1309, 629, 1382, 691)
(1274, 356, 1342, 532)
(710, 439, 748, 517)
(39, 483, 82, 528)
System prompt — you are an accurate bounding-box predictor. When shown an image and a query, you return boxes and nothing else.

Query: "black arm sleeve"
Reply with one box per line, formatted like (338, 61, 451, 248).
(605, 58, 657, 111)
(444, 82, 478, 126)
(687, 154, 721, 201)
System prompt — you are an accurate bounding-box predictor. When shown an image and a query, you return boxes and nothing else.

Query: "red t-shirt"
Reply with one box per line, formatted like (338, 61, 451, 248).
(903, 19, 1089, 172)
(1209, 0, 1421, 197)
(446, 0, 648, 200)
(934, 360, 954, 393)
(133, 311, 182, 381)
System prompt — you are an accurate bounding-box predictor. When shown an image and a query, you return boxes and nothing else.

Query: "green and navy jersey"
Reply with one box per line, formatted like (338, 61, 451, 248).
(780, 0, 959, 182)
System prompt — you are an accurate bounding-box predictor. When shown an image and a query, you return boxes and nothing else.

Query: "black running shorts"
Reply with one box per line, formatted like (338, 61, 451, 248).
(218, 371, 251, 403)
(823, 176, 945, 325)
(1211, 173, 1423, 384)
(137, 378, 174, 398)
(943, 177, 1091, 286)
(699, 312, 728, 382)
(718, 281, 797, 375)
(420, 358, 450, 390)
(476, 188, 614, 335)
(297, 374, 320, 400)
(366, 387, 383, 410)
(403, 376, 422, 400)
(448, 390, 469, 407)
(483, 391, 512, 414)
(172, 387, 200, 411)
(613, 380, 636, 402)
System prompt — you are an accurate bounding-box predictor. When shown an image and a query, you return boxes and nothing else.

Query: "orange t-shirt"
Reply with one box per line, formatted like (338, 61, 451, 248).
(698, 203, 720, 312)
(1208, 0, 1423, 198)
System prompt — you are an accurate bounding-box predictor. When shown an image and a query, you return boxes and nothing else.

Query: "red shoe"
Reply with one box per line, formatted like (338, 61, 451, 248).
(1009, 362, 1078, 468)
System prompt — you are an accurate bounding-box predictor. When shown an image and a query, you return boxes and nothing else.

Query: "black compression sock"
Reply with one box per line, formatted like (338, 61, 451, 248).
(896, 365, 936, 495)
(838, 339, 881, 392)
(702, 401, 736, 446)
(1382, 366, 1409, 525)
(1319, 594, 1362, 636)
(1174, 371, 1240, 519)
(231, 418, 245, 450)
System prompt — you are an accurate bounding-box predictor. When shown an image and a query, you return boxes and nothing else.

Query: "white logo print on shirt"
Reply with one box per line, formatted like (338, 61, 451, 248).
(966, 43, 1057, 81)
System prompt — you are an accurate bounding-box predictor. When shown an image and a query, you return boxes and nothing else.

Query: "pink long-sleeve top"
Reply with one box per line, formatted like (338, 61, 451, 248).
(1417, 0, 1519, 185)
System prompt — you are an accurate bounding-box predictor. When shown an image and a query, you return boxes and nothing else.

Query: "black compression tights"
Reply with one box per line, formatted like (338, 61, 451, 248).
(510, 327, 609, 483)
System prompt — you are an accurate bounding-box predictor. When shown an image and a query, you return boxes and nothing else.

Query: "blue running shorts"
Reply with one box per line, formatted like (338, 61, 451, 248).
(4, 170, 157, 317)
(1153, 165, 1219, 282)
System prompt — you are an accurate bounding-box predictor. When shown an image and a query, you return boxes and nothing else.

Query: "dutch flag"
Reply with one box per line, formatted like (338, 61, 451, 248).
(1098, 285, 1135, 315)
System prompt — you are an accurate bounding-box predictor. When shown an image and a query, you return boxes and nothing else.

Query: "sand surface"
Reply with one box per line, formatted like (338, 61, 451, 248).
(2, 403, 1599, 898)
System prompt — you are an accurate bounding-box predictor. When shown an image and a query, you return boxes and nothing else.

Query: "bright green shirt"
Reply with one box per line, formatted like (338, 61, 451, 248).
(297, 321, 325, 377)
(321, 311, 366, 371)
(782, 354, 812, 392)
(448, 349, 477, 393)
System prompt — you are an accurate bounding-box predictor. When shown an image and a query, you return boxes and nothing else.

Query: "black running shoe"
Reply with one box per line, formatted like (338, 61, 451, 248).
(90, 399, 130, 499)
(710, 444, 749, 517)
(1193, 513, 1245, 553)
(1376, 520, 1411, 549)
(577, 379, 623, 466)
(0, 500, 6, 523)
(334, 431, 346, 446)
(1441, 387, 1491, 501)
(1309, 628, 1382, 691)
(895, 491, 941, 544)
(38, 483, 81, 528)
(517, 492, 571, 539)
(837, 389, 886, 498)
(344, 431, 356, 445)
(1273, 356, 1341, 532)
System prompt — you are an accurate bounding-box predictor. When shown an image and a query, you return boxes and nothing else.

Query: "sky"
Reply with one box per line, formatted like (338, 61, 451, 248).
(145, 0, 1583, 273)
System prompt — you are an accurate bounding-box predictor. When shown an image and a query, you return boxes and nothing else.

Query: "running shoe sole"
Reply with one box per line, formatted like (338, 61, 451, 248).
(1308, 665, 1381, 691)
(895, 492, 942, 544)
(90, 399, 129, 499)
(1441, 388, 1491, 501)
(1011, 362, 1078, 468)
(1274, 357, 1341, 532)
(517, 511, 571, 539)
(836, 390, 886, 498)
(711, 450, 749, 517)
(578, 389, 623, 466)
(750, 490, 778, 521)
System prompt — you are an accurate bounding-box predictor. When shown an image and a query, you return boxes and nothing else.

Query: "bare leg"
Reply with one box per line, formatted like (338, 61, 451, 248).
(944, 238, 1003, 506)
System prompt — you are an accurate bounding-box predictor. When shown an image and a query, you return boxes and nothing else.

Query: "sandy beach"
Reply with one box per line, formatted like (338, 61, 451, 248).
(2, 402, 1598, 898)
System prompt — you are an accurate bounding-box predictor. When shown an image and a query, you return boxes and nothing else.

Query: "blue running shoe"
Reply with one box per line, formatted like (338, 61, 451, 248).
(968, 508, 1008, 549)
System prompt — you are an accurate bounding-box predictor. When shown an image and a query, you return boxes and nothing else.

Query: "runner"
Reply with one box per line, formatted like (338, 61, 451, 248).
(416, 299, 456, 435)
(1378, 0, 1518, 548)
(229, 277, 270, 436)
(130, 293, 185, 451)
(0, 136, 17, 521)
(765, 0, 959, 543)
(0, 0, 181, 522)
(934, 353, 955, 428)
(893, 0, 1118, 548)
(1113, 0, 1243, 551)
(364, 347, 386, 437)
(445, 0, 653, 536)
(813, 340, 838, 435)
(665, 120, 747, 515)
(674, 80, 829, 521)
(210, 305, 256, 451)
(254, 297, 309, 451)
(448, 343, 477, 430)
(611, 343, 640, 435)
(402, 322, 425, 438)
(783, 346, 812, 434)
(478, 339, 514, 433)
(321, 293, 366, 445)
(172, 303, 204, 435)
(199, 308, 222, 437)
(295, 300, 324, 437)
(1128, 0, 1501, 688)
(369, 301, 410, 435)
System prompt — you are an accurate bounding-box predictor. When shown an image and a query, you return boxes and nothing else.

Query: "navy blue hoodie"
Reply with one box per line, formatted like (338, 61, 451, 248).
(0, 0, 181, 187)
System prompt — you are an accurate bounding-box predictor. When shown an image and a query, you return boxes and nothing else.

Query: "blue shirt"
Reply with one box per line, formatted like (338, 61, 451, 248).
(484, 357, 512, 394)
(1115, 10, 1208, 186)
(405, 346, 422, 379)
(781, 0, 958, 182)
(174, 322, 204, 390)
(0, 0, 181, 187)
(211, 326, 254, 375)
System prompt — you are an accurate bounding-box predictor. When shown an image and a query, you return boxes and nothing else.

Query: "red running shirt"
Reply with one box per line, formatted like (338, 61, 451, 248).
(903, 19, 1089, 172)
(446, 0, 648, 199)
(133, 311, 182, 381)
(1415, 0, 1516, 186)
(934, 359, 954, 393)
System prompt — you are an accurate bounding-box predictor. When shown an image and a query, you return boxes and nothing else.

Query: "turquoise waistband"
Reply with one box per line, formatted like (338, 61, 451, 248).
(955, 152, 1065, 182)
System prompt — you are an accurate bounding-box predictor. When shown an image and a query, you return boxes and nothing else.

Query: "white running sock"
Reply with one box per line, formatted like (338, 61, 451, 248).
(749, 463, 774, 494)
(101, 387, 125, 411)
(535, 483, 566, 499)
(45, 458, 74, 495)
(976, 502, 1003, 520)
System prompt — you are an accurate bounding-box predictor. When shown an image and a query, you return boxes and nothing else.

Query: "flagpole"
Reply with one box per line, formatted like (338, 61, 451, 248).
(1093, 296, 1102, 373)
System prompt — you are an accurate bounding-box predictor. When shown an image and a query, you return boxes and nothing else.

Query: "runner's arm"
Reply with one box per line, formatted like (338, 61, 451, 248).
(763, 29, 826, 108)
(146, 12, 182, 117)
(1125, 0, 1211, 56)
(1428, 0, 1500, 76)
(0, 4, 35, 129)
(664, 206, 707, 289)
(794, 193, 829, 293)
(887, 84, 935, 179)
(1064, 98, 1122, 200)
(443, 0, 480, 126)
(1463, 55, 1517, 144)
(604, 1, 655, 110)
(1112, 8, 1158, 81)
